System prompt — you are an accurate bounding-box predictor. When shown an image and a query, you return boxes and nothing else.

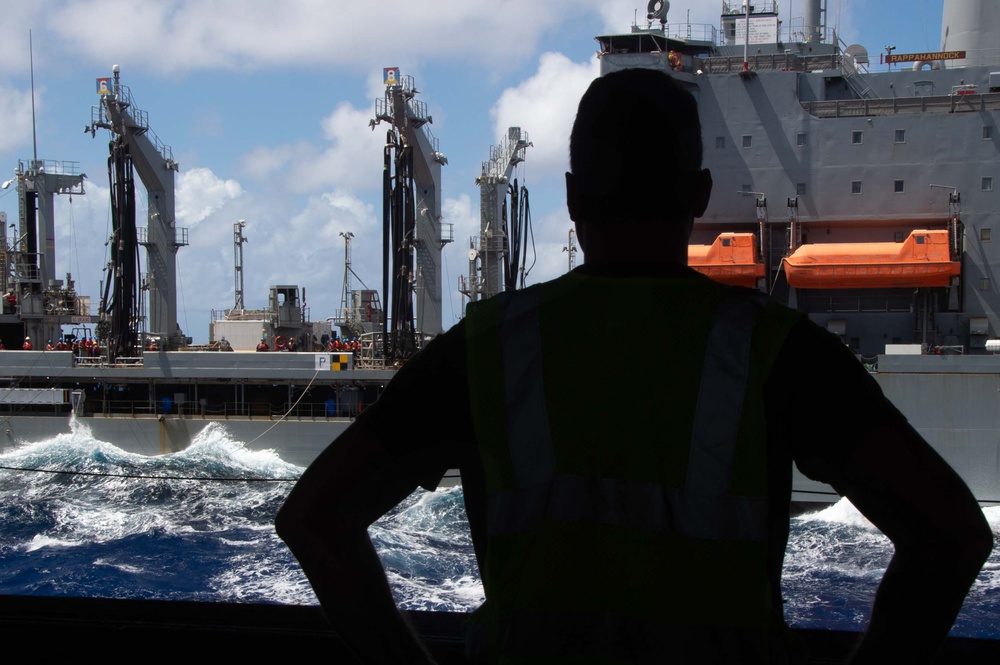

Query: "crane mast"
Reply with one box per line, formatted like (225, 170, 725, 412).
(234, 220, 247, 312)
(90, 66, 189, 353)
(371, 70, 450, 360)
(465, 127, 531, 303)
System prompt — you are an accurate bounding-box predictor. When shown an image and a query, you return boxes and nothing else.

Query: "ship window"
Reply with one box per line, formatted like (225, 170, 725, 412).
(983, 177, 994, 191)
(716, 136, 726, 149)
(894, 129, 906, 143)
(984, 126, 994, 140)
(981, 228, 992, 242)
(796, 183, 806, 196)
(893, 179, 905, 193)
(980, 277, 991, 291)
(851, 180, 862, 194)
(742, 135, 752, 149)
(915, 235, 926, 244)
(852, 130, 863, 145)
(796, 133, 807, 147)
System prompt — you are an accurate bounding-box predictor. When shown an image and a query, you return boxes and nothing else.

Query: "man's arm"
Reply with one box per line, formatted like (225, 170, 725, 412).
(830, 421, 993, 663)
(275, 423, 438, 664)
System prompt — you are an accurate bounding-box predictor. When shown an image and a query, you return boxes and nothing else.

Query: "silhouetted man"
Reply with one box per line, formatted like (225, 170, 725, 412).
(277, 68, 991, 664)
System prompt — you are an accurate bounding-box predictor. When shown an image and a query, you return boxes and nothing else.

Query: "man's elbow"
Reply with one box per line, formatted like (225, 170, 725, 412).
(966, 512, 995, 569)
(274, 486, 320, 549)
(274, 497, 300, 546)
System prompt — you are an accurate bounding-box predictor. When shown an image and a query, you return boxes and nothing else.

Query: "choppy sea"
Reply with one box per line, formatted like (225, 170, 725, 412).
(0, 419, 998, 639)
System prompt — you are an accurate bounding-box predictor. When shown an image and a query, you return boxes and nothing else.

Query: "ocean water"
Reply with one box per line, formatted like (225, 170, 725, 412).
(0, 419, 998, 639)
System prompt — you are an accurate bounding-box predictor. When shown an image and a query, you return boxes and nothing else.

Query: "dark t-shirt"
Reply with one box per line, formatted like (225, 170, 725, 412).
(355, 284, 907, 611)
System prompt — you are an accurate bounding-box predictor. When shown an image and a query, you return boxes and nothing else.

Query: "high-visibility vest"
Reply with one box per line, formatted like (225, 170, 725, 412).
(465, 271, 803, 663)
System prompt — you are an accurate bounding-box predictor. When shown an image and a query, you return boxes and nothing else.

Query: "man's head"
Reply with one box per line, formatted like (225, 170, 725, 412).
(566, 68, 711, 243)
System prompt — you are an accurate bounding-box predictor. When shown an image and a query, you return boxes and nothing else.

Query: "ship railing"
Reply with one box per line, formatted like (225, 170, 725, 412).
(92, 399, 359, 421)
(16, 159, 83, 177)
(697, 53, 837, 74)
(137, 226, 190, 247)
(802, 92, 1000, 118)
(0, 401, 71, 416)
(106, 84, 175, 165)
(73, 355, 107, 366)
(71, 355, 143, 368)
(801, 292, 913, 314)
(659, 23, 717, 44)
(722, 0, 778, 15)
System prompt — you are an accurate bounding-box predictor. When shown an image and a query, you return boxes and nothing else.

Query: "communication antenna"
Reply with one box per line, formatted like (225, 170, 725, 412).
(29, 30, 38, 164)
(340, 230, 355, 313)
(233, 220, 247, 311)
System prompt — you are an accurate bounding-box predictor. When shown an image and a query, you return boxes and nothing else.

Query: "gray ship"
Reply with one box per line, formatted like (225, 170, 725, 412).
(0, 67, 447, 469)
(2, 0, 997, 511)
(600, 0, 1000, 508)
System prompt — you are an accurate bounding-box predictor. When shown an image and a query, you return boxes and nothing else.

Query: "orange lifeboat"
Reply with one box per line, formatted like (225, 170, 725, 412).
(782, 229, 960, 289)
(688, 232, 766, 287)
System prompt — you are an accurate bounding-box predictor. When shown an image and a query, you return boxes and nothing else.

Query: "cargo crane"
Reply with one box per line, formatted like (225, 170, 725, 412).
(89, 66, 189, 357)
(463, 127, 532, 305)
(370, 71, 449, 361)
(1, 35, 91, 349)
(3, 159, 89, 347)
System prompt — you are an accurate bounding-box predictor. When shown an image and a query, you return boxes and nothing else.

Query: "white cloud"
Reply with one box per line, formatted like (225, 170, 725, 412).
(593, 1, 720, 34)
(238, 102, 383, 195)
(303, 103, 385, 192)
(231, 189, 379, 311)
(45, 0, 583, 74)
(443, 193, 477, 250)
(0, 5, 44, 71)
(176, 167, 244, 228)
(0, 84, 36, 153)
(491, 52, 601, 178)
(239, 144, 297, 182)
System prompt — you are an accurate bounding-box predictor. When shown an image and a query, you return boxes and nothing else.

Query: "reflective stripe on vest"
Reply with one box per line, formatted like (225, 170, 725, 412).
(487, 288, 767, 542)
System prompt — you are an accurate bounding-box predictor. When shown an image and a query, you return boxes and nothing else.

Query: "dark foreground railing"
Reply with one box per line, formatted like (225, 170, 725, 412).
(0, 595, 996, 662)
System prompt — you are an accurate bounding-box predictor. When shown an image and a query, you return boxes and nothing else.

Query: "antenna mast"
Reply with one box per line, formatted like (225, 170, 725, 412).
(30, 30, 38, 164)
(339, 230, 355, 318)
(233, 220, 247, 311)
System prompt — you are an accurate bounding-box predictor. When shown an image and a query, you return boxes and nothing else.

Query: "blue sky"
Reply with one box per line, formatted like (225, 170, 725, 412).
(0, 0, 946, 343)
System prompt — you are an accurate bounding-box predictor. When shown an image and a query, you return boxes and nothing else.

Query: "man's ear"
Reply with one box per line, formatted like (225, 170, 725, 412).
(565, 172, 582, 222)
(692, 169, 713, 219)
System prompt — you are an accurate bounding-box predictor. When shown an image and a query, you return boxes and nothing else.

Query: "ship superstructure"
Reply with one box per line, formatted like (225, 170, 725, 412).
(600, 0, 998, 357)
(1, 159, 92, 348)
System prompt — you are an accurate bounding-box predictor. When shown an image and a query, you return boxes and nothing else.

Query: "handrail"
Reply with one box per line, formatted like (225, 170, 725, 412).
(86, 399, 363, 421)
(802, 92, 1000, 118)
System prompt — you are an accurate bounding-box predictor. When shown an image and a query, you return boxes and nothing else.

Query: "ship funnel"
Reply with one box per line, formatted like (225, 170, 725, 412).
(804, 0, 823, 44)
(941, 0, 1000, 67)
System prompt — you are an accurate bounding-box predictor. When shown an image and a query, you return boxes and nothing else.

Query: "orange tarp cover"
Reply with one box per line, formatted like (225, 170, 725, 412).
(688, 232, 765, 287)
(783, 229, 960, 289)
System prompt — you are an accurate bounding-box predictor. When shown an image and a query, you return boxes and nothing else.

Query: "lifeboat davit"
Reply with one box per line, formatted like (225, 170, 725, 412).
(782, 229, 960, 289)
(688, 232, 766, 287)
